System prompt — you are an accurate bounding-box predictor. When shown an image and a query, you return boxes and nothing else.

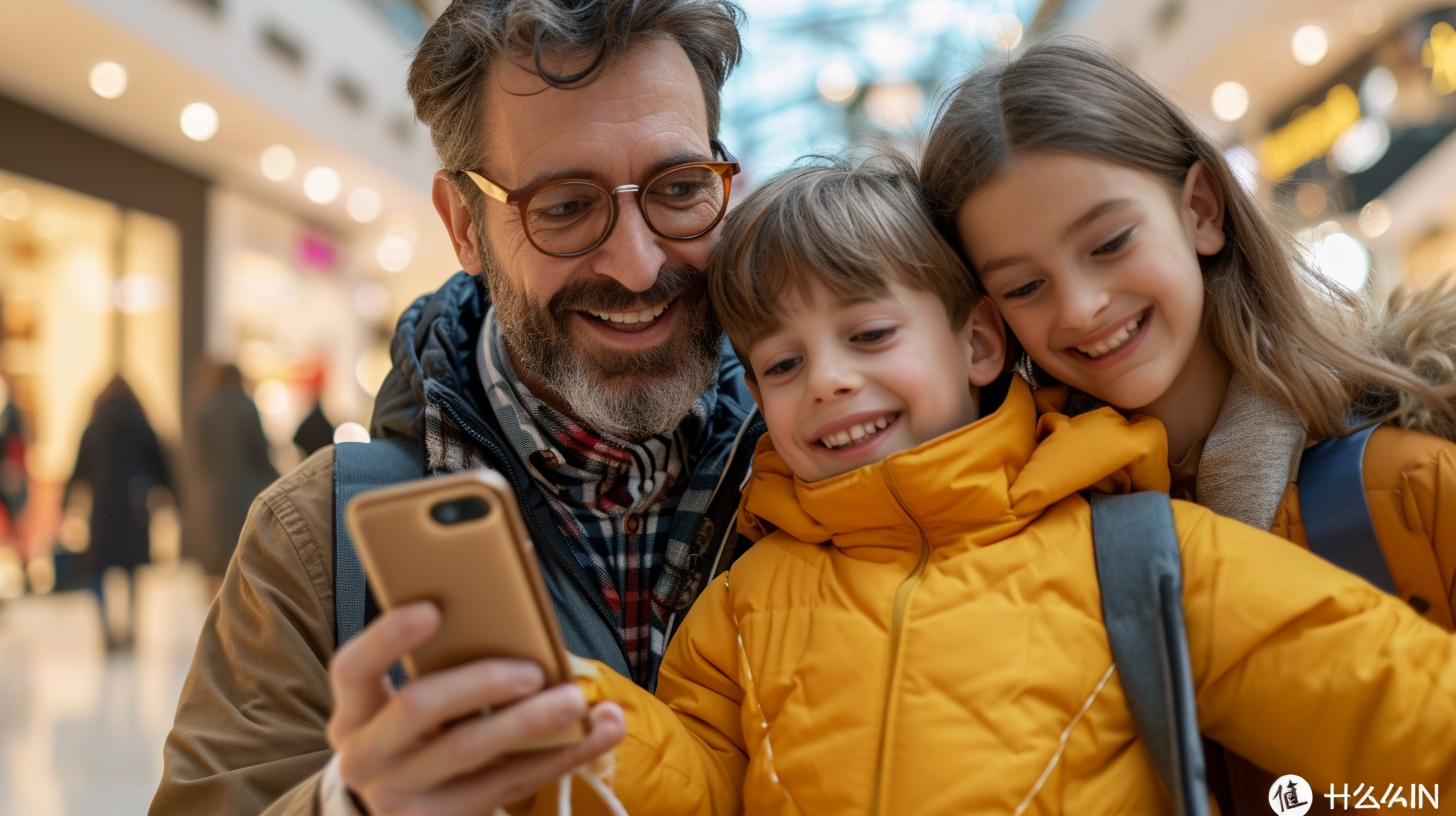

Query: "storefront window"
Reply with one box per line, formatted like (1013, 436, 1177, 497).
(0, 169, 181, 592)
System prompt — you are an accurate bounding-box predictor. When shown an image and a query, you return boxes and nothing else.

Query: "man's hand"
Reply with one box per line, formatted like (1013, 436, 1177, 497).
(327, 602, 626, 815)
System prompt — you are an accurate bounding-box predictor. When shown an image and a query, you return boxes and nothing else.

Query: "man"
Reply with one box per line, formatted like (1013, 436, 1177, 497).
(149, 1, 760, 814)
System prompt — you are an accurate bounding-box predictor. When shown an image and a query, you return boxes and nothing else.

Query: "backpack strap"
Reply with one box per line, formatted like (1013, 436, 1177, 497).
(1296, 424, 1396, 595)
(333, 436, 426, 687)
(1090, 492, 1210, 816)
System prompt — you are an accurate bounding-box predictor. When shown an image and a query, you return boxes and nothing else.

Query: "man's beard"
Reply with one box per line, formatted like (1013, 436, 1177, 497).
(482, 252, 722, 441)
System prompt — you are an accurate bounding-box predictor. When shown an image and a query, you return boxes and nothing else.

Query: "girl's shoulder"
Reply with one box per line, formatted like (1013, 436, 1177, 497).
(1361, 424, 1456, 489)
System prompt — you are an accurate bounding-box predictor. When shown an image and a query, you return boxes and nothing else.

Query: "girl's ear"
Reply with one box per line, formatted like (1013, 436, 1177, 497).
(745, 377, 763, 408)
(964, 299, 1009, 387)
(1182, 161, 1228, 257)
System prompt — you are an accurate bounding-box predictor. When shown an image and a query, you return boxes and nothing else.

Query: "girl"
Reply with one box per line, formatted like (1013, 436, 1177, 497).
(920, 35, 1456, 815)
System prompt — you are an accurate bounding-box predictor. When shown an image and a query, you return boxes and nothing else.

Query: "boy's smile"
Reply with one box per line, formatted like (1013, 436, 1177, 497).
(745, 279, 1005, 482)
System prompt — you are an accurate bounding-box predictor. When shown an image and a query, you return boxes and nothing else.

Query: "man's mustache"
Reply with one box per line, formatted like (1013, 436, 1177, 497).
(549, 267, 704, 317)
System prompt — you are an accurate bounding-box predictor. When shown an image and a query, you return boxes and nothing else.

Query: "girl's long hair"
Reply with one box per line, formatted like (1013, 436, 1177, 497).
(920, 35, 1456, 440)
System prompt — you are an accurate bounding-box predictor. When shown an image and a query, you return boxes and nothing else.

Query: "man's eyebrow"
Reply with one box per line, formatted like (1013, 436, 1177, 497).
(516, 148, 714, 192)
(977, 198, 1136, 276)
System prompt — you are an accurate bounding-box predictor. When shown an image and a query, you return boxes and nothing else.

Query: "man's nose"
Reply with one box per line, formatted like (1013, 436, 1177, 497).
(589, 193, 669, 293)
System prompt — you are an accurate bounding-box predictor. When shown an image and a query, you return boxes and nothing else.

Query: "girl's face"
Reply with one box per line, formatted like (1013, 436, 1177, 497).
(955, 151, 1227, 412)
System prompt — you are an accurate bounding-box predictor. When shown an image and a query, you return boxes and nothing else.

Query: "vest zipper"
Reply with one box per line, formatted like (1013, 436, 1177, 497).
(868, 469, 930, 816)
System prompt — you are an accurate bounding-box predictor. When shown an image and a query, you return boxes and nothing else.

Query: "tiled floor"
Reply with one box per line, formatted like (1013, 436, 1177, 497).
(0, 563, 211, 816)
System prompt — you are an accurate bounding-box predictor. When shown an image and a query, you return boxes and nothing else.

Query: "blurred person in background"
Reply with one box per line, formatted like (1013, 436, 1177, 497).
(291, 368, 335, 458)
(0, 376, 27, 549)
(184, 361, 278, 595)
(151, 0, 761, 814)
(65, 374, 173, 650)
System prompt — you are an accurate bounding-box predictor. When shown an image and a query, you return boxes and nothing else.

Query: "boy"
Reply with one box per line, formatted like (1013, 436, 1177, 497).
(535, 154, 1456, 815)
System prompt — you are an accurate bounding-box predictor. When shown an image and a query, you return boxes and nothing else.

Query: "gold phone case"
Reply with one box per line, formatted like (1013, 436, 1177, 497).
(346, 468, 585, 751)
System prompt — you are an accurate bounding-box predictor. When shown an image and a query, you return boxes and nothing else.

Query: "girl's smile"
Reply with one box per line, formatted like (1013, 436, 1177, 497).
(955, 150, 1228, 430)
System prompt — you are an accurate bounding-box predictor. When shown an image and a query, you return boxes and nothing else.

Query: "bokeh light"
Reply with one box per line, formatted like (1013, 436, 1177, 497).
(179, 102, 219, 142)
(89, 62, 128, 99)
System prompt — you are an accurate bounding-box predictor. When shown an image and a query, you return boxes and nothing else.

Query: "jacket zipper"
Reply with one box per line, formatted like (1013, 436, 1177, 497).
(435, 394, 629, 659)
(868, 469, 931, 816)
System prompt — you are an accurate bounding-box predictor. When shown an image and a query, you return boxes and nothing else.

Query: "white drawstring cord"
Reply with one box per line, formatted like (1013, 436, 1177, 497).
(555, 765, 630, 816)
(1012, 663, 1116, 816)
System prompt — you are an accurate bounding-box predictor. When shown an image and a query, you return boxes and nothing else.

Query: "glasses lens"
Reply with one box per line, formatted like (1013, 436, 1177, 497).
(525, 182, 612, 255)
(643, 165, 726, 238)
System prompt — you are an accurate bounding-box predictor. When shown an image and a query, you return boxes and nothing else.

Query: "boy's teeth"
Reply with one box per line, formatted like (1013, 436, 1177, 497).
(588, 302, 670, 325)
(820, 414, 897, 450)
(1076, 315, 1143, 358)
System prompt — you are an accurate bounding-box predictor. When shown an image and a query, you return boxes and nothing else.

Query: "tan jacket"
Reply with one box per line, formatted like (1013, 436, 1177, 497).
(150, 447, 338, 816)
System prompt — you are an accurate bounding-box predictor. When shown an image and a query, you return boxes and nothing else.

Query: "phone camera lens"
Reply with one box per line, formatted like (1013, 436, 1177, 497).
(430, 497, 490, 526)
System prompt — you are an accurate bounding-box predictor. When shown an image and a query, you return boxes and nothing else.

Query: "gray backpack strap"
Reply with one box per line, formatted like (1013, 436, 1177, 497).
(333, 436, 425, 686)
(1297, 424, 1396, 594)
(1090, 492, 1210, 816)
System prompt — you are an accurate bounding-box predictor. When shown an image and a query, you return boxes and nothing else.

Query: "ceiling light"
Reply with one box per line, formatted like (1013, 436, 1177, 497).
(817, 61, 858, 104)
(1352, 2, 1383, 35)
(376, 236, 413, 272)
(985, 12, 1023, 51)
(180, 102, 219, 142)
(347, 187, 382, 223)
(1292, 25, 1329, 67)
(260, 145, 296, 182)
(864, 81, 925, 134)
(1211, 82, 1249, 122)
(1223, 146, 1259, 195)
(303, 167, 341, 205)
(89, 62, 128, 100)
(0, 189, 30, 221)
(1311, 230, 1370, 291)
(1359, 200, 1392, 239)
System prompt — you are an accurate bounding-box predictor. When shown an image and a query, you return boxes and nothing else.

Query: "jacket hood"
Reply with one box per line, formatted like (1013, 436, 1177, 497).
(739, 376, 1170, 551)
(370, 271, 485, 441)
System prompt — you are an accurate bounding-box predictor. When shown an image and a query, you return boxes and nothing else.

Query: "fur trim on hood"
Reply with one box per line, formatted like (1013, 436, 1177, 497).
(1363, 276, 1456, 441)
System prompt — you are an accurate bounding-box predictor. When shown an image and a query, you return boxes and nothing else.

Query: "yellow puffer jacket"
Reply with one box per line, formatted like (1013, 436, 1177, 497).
(1030, 383, 1456, 632)
(559, 379, 1456, 816)
(1273, 426, 1456, 630)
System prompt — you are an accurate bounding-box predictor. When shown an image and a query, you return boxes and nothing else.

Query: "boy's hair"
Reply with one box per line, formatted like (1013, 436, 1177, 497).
(710, 151, 981, 375)
(919, 35, 1456, 440)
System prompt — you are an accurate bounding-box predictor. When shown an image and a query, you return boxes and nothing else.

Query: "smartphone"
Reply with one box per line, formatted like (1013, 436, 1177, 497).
(346, 468, 586, 750)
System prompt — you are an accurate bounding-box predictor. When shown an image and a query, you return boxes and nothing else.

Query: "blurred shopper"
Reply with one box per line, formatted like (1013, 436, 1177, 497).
(291, 400, 333, 458)
(184, 362, 277, 593)
(151, 1, 759, 815)
(0, 377, 27, 546)
(921, 36, 1456, 816)
(66, 375, 173, 649)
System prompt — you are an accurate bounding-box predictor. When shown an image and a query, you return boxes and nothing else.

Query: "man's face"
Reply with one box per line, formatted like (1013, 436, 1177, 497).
(469, 38, 722, 439)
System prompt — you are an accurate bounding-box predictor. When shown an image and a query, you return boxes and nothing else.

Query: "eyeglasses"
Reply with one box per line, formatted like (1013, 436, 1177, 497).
(460, 140, 741, 258)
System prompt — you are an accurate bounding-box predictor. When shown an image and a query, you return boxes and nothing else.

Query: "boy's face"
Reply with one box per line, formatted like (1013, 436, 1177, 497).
(745, 278, 1007, 482)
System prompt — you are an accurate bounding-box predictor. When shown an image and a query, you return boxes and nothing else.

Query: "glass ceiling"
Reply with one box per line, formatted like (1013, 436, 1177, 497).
(720, 0, 1045, 186)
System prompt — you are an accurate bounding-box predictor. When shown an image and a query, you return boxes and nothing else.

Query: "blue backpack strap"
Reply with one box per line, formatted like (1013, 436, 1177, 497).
(333, 436, 425, 687)
(1296, 424, 1396, 595)
(1090, 492, 1210, 816)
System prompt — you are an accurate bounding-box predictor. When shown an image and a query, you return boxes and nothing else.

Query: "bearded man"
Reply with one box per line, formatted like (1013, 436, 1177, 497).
(150, 2, 762, 814)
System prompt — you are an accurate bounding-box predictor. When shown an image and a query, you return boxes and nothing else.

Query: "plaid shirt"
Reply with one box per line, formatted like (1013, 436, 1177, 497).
(471, 309, 713, 685)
